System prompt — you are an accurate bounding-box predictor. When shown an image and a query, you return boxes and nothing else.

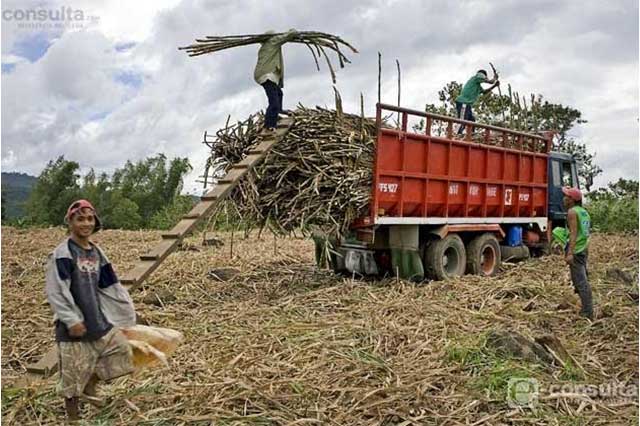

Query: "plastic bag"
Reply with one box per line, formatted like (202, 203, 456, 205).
(552, 227, 569, 246)
(120, 325, 183, 370)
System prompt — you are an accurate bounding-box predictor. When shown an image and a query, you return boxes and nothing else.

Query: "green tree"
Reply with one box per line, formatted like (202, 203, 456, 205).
(149, 195, 196, 230)
(586, 179, 638, 234)
(21, 154, 193, 229)
(81, 169, 111, 214)
(25, 156, 81, 225)
(588, 178, 639, 201)
(111, 154, 192, 225)
(419, 81, 602, 190)
(106, 192, 143, 230)
(1, 190, 6, 223)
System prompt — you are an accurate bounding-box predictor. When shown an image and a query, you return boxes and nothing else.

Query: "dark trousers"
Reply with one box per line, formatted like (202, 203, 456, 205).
(569, 250, 593, 319)
(261, 80, 283, 129)
(456, 101, 475, 135)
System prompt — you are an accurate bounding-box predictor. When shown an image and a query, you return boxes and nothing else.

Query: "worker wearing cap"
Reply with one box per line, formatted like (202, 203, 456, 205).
(254, 29, 298, 131)
(45, 200, 136, 421)
(455, 70, 500, 135)
(562, 187, 594, 320)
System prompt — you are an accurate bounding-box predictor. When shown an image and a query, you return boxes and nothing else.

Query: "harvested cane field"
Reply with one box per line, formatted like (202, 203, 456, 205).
(2, 227, 638, 425)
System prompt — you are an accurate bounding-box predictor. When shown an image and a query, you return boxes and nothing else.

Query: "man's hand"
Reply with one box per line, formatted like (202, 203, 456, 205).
(484, 81, 500, 94)
(565, 253, 574, 266)
(68, 322, 87, 338)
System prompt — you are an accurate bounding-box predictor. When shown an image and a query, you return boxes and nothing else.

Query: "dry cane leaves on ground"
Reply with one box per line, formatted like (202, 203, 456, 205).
(1, 227, 638, 425)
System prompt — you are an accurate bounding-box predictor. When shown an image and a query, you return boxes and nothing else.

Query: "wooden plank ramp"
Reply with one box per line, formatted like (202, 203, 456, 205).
(120, 116, 294, 289)
(23, 116, 295, 379)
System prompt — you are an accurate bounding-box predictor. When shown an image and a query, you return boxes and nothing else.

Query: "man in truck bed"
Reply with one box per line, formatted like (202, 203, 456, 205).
(455, 69, 500, 135)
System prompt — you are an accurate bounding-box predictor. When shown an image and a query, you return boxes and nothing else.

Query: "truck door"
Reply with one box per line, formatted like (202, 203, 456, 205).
(548, 156, 579, 226)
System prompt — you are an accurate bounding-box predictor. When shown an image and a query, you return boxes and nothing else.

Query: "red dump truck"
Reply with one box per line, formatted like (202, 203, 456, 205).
(327, 103, 580, 281)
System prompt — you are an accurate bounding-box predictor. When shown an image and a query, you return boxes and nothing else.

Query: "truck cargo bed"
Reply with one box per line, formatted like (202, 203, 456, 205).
(367, 104, 552, 227)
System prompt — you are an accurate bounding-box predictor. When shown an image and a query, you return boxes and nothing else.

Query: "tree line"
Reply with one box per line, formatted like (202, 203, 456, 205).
(587, 178, 638, 234)
(17, 154, 195, 230)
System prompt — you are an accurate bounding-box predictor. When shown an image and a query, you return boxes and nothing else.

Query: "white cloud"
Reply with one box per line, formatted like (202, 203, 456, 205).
(1, 0, 638, 196)
(1, 149, 17, 168)
(1, 53, 27, 65)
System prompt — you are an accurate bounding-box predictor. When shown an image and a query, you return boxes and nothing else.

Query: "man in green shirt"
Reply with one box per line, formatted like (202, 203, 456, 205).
(455, 69, 499, 135)
(254, 29, 298, 131)
(562, 186, 594, 320)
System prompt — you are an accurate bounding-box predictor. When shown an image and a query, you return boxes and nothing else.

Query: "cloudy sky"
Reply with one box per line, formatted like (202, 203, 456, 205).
(2, 0, 638, 193)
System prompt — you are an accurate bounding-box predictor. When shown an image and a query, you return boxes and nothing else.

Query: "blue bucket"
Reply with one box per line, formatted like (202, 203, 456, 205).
(506, 226, 523, 247)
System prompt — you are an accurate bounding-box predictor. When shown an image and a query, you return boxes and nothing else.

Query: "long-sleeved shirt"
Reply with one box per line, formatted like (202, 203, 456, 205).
(45, 238, 136, 342)
(253, 30, 298, 88)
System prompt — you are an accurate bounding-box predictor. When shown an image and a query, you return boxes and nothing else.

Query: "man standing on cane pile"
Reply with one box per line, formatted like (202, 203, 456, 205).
(46, 200, 137, 421)
(254, 29, 298, 132)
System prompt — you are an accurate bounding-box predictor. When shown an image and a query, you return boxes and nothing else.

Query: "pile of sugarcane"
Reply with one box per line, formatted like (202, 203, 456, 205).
(179, 31, 357, 82)
(202, 106, 377, 236)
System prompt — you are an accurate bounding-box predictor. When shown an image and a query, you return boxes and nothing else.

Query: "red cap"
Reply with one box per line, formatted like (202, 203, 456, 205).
(65, 199, 102, 231)
(561, 186, 582, 202)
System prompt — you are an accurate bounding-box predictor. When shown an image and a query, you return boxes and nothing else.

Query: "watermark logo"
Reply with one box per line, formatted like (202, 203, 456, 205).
(507, 378, 539, 408)
(507, 378, 638, 408)
(2, 5, 100, 30)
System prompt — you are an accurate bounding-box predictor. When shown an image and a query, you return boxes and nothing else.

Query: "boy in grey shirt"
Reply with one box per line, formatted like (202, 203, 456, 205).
(46, 199, 136, 420)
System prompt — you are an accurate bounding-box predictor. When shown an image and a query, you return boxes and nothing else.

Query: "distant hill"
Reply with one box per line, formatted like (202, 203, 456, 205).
(2, 172, 37, 220)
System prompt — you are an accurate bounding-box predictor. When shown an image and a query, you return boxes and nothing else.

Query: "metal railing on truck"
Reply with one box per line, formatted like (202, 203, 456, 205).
(375, 103, 551, 153)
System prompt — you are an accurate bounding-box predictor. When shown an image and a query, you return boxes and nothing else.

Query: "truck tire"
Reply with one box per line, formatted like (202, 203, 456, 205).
(466, 233, 501, 276)
(424, 234, 466, 280)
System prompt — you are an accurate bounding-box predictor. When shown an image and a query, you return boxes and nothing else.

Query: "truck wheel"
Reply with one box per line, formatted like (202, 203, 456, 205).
(424, 234, 466, 280)
(466, 233, 501, 276)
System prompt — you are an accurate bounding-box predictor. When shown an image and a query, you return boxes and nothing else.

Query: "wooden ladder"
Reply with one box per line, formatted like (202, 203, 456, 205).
(22, 116, 295, 379)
